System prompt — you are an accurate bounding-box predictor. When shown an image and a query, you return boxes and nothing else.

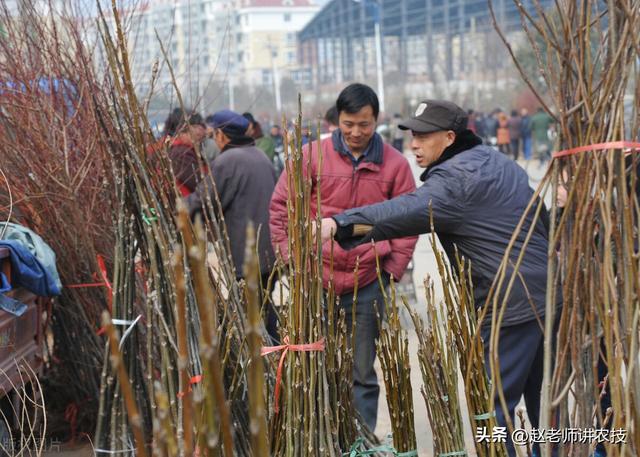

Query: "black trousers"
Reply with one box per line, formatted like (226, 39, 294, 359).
(481, 316, 559, 457)
(260, 272, 279, 344)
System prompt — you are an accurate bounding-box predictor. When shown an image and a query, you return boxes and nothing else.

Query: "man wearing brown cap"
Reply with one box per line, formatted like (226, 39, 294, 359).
(320, 100, 560, 457)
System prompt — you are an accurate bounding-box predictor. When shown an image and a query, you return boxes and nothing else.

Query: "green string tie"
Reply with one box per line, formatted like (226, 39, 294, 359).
(142, 208, 158, 226)
(438, 451, 467, 457)
(343, 438, 392, 456)
(474, 411, 497, 420)
(343, 438, 417, 457)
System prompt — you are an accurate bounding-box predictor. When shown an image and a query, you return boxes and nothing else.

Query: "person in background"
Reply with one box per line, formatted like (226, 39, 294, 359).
(530, 107, 555, 165)
(202, 114, 221, 163)
(244, 112, 276, 162)
(321, 106, 339, 140)
(390, 113, 405, 152)
(496, 111, 511, 156)
(269, 124, 285, 177)
(467, 109, 477, 134)
(474, 111, 487, 142)
(520, 108, 532, 162)
(270, 124, 284, 151)
(270, 83, 417, 431)
(507, 109, 522, 161)
(484, 109, 499, 145)
(162, 107, 208, 196)
(301, 126, 315, 146)
(187, 110, 278, 341)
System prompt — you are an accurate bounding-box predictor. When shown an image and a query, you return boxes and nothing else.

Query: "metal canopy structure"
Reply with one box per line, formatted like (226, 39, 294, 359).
(298, 0, 554, 88)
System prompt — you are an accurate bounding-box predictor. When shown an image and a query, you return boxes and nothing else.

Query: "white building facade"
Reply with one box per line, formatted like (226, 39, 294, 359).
(95, 0, 318, 113)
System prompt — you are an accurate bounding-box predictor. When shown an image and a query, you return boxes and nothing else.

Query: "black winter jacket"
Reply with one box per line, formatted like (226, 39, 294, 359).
(333, 132, 558, 327)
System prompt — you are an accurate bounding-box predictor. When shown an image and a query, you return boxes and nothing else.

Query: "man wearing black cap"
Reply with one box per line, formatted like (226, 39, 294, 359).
(187, 109, 279, 339)
(319, 100, 559, 456)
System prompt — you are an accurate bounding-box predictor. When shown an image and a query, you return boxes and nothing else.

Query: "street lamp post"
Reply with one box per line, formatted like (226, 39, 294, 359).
(271, 49, 282, 113)
(355, 0, 385, 112)
(374, 8, 385, 113)
(266, 43, 282, 113)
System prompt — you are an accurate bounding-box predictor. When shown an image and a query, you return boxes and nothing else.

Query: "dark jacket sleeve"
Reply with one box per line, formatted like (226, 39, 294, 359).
(381, 157, 419, 280)
(333, 170, 463, 249)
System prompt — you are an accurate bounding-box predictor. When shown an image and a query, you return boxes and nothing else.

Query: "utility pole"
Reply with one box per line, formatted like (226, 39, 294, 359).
(355, 0, 385, 110)
(471, 16, 479, 109)
(267, 43, 282, 113)
(373, 1, 385, 113)
(374, 23, 384, 112)
(229, 71, 235, 111)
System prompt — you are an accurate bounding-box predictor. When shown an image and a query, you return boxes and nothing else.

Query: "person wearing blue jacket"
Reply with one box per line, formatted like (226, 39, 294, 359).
(319, 100, 560, 457)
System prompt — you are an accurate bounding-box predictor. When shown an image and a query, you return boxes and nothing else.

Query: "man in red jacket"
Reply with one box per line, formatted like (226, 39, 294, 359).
(269, 83, 417, 431)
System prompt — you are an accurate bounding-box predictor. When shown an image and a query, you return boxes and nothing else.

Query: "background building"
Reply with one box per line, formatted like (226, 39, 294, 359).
(230, 0, 318, 88)
(40, 0, 558, 122)
(298, 0, 555, 114)
(95, 0, 319, 122)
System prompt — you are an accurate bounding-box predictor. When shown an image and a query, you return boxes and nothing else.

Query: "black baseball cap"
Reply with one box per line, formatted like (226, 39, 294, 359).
(399, 100, 468, 134)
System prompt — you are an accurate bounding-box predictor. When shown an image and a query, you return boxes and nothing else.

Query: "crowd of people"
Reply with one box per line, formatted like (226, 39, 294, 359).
(153, 85, 563, 456)
(155, 101, 557, 184)
(467, 107, 556, 165)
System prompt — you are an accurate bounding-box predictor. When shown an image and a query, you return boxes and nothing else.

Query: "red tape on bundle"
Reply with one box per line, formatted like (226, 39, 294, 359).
(95, 254, 112, 313)
(65, 254, 112, 335)
(66, 282, 108, 288)
(177, 374, 204, 399)
(261, 336, 325, 414)
(64, 402, 78, 444)
(553, 141, 640, 158)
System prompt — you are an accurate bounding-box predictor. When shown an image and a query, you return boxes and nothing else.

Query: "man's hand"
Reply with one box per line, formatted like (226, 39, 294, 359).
(318, 217, 337, 243)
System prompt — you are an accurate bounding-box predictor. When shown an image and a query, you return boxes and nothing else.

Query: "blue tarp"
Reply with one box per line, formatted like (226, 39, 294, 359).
(1, 222, 62, 291)
(0, 294, 27, 316)
(0, 239, 61, 297)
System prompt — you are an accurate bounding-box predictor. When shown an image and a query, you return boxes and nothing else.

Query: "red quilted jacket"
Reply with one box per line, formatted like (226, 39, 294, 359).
(269, 133, 418, 294)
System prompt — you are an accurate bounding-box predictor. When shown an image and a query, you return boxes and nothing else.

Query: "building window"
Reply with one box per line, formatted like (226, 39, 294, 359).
(237, 51, 244, 63)
(286, 32, 295, 44)
(262, 69, 272, 85)
(284, 13, 291, 22)
(287, 51, 296, 64)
